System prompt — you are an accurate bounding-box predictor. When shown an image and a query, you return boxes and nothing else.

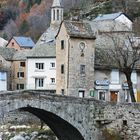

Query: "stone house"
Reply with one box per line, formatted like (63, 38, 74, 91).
(56, 20, 96, 97)
(26, 42, 56, 92)
(91, 12, 132, 32)
(88, 12, 133, 50)
(6, 36, 35, 51)
(11, 50, 30, 90)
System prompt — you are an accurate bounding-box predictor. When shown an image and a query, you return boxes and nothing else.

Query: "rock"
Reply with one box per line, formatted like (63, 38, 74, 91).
(19, 132, 27, 137)
(10, 135, 26, 140)
(25, 135, 30, 140)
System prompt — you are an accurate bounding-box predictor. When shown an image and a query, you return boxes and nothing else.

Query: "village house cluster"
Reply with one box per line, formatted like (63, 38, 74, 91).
(0, 0, 140, 103)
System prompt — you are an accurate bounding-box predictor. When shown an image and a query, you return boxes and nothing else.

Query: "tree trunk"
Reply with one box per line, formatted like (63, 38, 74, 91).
(125, 73, 136, 102)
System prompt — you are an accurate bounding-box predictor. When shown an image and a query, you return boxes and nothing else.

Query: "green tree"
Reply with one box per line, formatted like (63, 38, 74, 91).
(19, 20, 29, 34)
(2, 32, 8, 40)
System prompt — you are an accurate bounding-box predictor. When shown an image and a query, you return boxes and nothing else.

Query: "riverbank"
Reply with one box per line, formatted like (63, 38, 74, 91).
(0, 124, 57, 140)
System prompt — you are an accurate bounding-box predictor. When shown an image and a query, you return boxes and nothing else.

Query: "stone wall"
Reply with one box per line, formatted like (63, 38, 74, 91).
(91, 100, 140, 140)
(1, 90, 140, 140)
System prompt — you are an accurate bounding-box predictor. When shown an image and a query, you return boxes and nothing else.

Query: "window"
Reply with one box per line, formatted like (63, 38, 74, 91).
(111, 69, 119, 84)
(78, 90, 85, 98)
(80, 65, 85, 74)
(12, 42, 14, 46)
(20, 62, 25, 67)
(35, 63, 44, 70)
(99, 91, 105, 100)
(35, 78, 44, 88)
(61, 40, 64, 50)
(17, 72, 24, 78)
(57, 9, 59, 20)
(61, 64, 64, 74)
(53, 9, 55, 20)
(131, 71, 137, 84)
(50, 62, 55, 68)
(50, 78, 55, 84)
(0, 72, 6, 81)
(17, 84, 24, 90)
(89, 90, 94, 97)
(61, 89, 64, 95)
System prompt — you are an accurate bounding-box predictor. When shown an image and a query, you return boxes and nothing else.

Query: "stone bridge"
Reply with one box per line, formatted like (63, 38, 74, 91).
(0, 90, 140, 140)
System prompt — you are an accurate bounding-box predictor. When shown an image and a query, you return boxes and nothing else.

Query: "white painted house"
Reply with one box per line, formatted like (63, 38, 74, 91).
(26, 42, 56, 92)
(0, 71, 7, 91)
(26, 0, 63, 92)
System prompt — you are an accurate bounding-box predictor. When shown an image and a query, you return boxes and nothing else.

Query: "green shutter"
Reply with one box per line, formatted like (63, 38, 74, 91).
(90, 90, 94, 97)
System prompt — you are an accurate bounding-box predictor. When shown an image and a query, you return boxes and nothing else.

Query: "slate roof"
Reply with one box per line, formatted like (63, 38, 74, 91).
(0, 37, 8, 47)
(13, 36, 35, 48)
(36, 25, 59, 45)
(27, 41, 56, 58)
(0, 47, 16, 60)
(93, 12, 123, 21)
(61, 21, 95, 39)
(12, 50, 31, 60)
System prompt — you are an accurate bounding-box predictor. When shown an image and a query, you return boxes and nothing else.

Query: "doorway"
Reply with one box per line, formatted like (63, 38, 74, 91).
(110, 91, 118, 102)
(78, 90, 85, 98)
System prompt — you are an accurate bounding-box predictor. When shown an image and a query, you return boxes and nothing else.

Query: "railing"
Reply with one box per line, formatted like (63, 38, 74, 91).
(26, 84, 56, 90)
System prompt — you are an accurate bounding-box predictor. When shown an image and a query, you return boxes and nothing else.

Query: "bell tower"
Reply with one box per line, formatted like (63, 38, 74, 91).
(51, 0, 63, 24)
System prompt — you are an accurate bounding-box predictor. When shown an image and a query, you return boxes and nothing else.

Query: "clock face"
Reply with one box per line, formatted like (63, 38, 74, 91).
(79, 42, 85, 51)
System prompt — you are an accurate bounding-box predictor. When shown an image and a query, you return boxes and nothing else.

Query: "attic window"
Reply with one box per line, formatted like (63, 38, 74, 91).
(12, 42, 14, 46)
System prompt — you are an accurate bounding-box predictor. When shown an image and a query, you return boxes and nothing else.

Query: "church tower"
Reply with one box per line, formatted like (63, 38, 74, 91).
(51, 0, 63, 24)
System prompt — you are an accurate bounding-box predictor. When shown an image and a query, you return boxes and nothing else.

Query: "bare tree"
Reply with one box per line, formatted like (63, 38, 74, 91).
(96, 33, 140, 102)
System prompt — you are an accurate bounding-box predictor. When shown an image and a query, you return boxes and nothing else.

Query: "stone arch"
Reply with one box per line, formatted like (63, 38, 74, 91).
(20, 106, 85, 140)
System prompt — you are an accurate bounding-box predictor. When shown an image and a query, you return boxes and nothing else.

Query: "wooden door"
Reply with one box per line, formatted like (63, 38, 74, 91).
(110, 91, 118, 102)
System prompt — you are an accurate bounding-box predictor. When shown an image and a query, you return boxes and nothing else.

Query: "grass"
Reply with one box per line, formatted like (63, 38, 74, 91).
(102, 128, 123, 140)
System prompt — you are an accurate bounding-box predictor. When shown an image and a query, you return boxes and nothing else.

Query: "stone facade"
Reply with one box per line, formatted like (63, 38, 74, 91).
(11, 60, 27, 90)
(56, 21, 96, 97)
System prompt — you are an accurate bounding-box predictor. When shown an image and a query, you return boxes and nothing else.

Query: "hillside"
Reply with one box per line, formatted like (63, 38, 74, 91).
(0, 0, 140, 42)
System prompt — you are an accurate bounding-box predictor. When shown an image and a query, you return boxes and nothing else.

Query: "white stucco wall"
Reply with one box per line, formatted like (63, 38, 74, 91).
(26, 58, 56, 90)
